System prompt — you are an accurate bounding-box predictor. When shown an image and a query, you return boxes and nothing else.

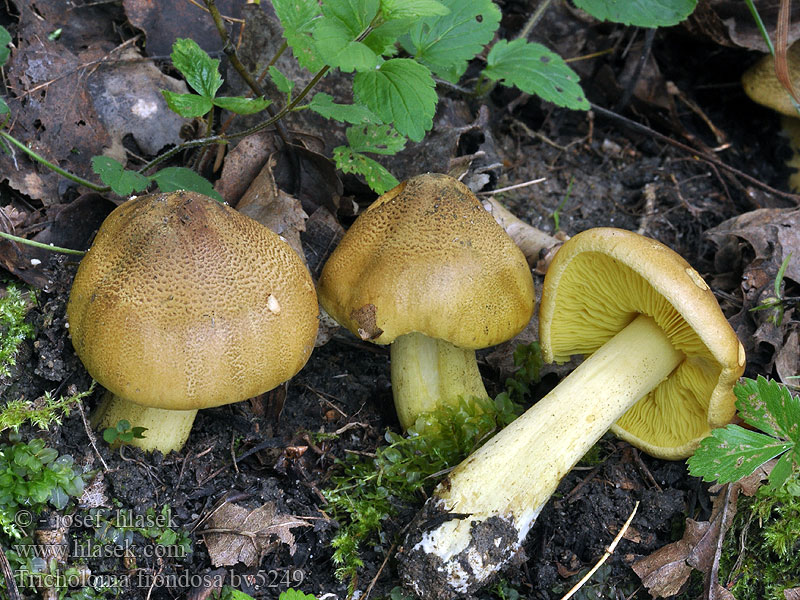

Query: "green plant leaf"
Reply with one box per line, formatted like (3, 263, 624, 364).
(688, 425, 793, 484)
(768, 450, 795, 489)
(0, 26, 11, 66)
(313, 19, 379, 72)
(102, 428, 117, 444)
(151, 167, 223, 202)
(346, 123, 406, 154)
(380, 0, 449, 20)
(91, 156, 151, 196)
(0, 98, 8, 116)
(353, 58, 437, 141)
(401, 0, 501, 82)
(269, 66, 295, 95)
(736, 376, 800, 443)
(162, 90, 213, 118)
(212, 96, 272, 115)
(307, 93, 381, 124)
(279, 589, 317, 600)
(333, 146, 399, 194)
(485, 39, 589, 110)
(573, 0, 697, 27)
(272, 0, 325, 71)
(170, 38, 223, 98)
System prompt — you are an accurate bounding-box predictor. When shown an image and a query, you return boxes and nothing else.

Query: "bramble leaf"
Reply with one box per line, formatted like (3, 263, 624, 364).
(170, 38, 223, 99)
(269, 66, 295, 96)
(333, 146, 399, 194)
(688, 425, 793, 485)
(353, 58, 437, 141)
(380, 0, 449, 21)
(162, 91, 213, 118)
(401, 0, 501, 83)
(272, 0, 324, 71)
(736, 375, 800, 443)
(346, 124, 406, 154)
(212, 96, 272, 115)
(307, 93, 381, 124)
(0, 26, 11, 66)
(574, 0, 697, 27)
(151, 167, 223, 202)
(314, 19, 379, 72)
(485, 39, 589, 110)
(91, 156, 151, 196)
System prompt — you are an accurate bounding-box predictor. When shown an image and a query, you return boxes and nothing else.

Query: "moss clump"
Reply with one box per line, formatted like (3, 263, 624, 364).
(0, 282, 35, 378)
(719, 485, 800, 599)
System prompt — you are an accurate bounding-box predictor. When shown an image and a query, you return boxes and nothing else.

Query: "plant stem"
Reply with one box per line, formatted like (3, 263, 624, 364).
(0, 131, 108, 192)
(0, 231, 86, 255)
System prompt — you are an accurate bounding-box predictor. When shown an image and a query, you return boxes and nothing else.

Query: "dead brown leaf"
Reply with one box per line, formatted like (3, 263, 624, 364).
(201, 502, 311, 568)
(785, 587, 800, 600)
(235, 154, 309, 262)
(685, 1, 800, 52)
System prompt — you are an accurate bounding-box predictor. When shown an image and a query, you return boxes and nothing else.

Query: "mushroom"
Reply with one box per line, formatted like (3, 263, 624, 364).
(741, 42, 800, 190)
(318, 173, 535, 429)
(397, 227, 745, 599)
(67, 191, 319, 453)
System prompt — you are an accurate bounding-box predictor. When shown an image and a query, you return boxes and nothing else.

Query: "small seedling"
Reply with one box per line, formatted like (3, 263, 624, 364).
(688, 376, 800, 493)
(749, 253, 797, 327)
(552, 176, 575, 232)
(102, 419, 148, 446)
(0, 382, 95, 433)
(219, 587, 315, 600)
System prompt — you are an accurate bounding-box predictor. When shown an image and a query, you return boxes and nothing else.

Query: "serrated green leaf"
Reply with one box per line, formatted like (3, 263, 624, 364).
(151, 167, 223, 202)
(353, 58, 436, 141)
(170, 38, 223, 98)
(333, 146, 399, 194)
(346, 124, 406, 154)
(269, 66, 295, 95)
(485, 39, 589, 111)
(162, 90, 213, 118)
(401, 0, 500, 83)
(307, 93, 381, 124)
(0, 26, 11, 66)
(313, 19, 379, 72)
(736, 376, 800, 444)
(687, 425, 793, 484)
(380, 0, 449, 20)
(768, 451, 794, 489)
(91, 156, 151, 196)
(574, 0, 697, 27)
(273, 0, 325, 72)
(212, 96, 272, 115)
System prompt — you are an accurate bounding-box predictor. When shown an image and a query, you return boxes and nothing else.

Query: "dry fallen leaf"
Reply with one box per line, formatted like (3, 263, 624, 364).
(202, 501, 311, 568)
(785, 587, 800, 600)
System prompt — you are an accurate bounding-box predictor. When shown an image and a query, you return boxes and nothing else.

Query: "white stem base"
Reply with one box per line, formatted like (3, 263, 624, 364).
(391, 332, 488, 429)
(398, 314, 684, 599)
(93, 390, 198, 453)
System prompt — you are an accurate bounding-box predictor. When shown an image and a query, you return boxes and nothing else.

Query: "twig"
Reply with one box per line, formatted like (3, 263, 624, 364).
(363, 540, 398, 600)
(590, 103, 800, 205)
(476, 177, 547, 195)
(0, 543, 21, 600)
(706, 484, 733, 598)
(75, 385, 109, 472)
(559, 501, 639, 600)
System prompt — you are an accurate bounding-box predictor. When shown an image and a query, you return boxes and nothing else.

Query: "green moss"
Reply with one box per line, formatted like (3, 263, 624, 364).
(719, 486, 800, 600)
(0, 282, 35, 378)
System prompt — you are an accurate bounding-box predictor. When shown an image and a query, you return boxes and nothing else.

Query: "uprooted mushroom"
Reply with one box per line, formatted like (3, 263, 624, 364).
(317, 173, 535, 429)
(67, 190, 319, 453)
(397, 227, 746, 600)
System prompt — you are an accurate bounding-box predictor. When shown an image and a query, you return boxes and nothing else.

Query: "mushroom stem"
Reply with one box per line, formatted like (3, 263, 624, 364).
(92, 391, 198, 453)
(398, 314, 684, 599)
(391, 332, 488, 429)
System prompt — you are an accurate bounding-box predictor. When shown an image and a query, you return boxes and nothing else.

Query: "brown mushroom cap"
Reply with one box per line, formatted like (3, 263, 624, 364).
(67, 191, 319, 410)
(742, 42, 800, 117)
(539, 228, 745, 458)
(318, 173, 535, 349)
